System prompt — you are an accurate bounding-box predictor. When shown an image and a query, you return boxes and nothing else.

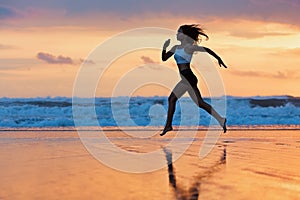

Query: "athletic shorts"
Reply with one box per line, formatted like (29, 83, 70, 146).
(180, 69, 198, 86)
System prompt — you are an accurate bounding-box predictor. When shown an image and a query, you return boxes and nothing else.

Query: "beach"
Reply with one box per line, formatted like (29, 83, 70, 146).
(1, 127, 300, 200)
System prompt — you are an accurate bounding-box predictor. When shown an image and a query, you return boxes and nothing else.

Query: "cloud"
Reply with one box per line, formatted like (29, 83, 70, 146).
(0, 44, 14, 49)
(79, 58, 95, 65)
(284, 48, 300, 56)
(37, 52, 74, 65)
(36, 52, 96, 65)
(206, 18, 299, 40)
(139, 56, 162, 70)
(274, 48, 300, 56)
(140, 56, 157, 64)
(228, 31, 293, 39)
(1, 0, 300, 27)
(230, 69, 299, 79)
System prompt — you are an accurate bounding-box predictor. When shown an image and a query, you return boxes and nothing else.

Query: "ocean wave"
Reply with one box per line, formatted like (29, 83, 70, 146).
(250, 96, 300, 108)
(0, 96, 299, 127)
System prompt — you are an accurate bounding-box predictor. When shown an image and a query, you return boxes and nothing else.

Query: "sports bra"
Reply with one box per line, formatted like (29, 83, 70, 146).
(174, 48, 192, 64)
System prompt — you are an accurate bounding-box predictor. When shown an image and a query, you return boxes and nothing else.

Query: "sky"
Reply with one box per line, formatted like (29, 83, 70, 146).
(0, 0, 300, 97)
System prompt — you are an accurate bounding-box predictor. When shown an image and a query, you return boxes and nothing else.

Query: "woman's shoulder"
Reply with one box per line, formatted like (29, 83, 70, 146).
(185, 44, 204, 53)
(183, 44, 197, 54)
(169, 45, 179, 52)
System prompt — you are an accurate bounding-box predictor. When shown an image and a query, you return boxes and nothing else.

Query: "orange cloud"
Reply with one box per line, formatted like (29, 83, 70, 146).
(230, 69, 299, 79)
(271, 48, 300, 57)
(0, 44, 14, 49)
(228, 31, 293, 39)
(140, 56, 157, 64)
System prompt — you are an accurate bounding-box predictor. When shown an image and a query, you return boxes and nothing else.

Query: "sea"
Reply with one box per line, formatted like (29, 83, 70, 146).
(0, 96, 299, 128)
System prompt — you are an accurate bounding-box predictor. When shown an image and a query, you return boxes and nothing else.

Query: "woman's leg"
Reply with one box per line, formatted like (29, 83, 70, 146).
(187, 85, 227, 133)
(160, 81, 188, 136)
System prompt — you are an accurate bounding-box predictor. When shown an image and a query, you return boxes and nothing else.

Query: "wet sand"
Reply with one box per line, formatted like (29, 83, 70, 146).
(0, 128, 300, 200)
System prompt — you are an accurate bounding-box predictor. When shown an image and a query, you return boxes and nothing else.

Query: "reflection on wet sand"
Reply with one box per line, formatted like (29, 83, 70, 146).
(164, 146, 226, 200)
(1, 130, 300, 199)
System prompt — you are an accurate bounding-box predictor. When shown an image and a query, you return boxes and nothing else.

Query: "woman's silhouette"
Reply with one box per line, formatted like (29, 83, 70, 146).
(160, 24, 227, 136)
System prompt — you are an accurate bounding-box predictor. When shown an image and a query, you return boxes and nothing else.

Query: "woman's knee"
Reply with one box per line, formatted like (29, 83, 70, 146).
(198, 101, 211, 111)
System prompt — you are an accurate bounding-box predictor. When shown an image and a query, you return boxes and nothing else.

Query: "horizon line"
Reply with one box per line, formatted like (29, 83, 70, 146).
(0, 94, 299, 99)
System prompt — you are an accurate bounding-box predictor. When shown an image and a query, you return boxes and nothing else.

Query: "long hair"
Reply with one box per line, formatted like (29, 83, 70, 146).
(179, 24, 209, 43)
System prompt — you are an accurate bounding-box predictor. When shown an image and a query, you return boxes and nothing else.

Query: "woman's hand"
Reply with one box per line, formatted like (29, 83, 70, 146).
(218, 58, 228, 68)
(163, 39, 171, 50)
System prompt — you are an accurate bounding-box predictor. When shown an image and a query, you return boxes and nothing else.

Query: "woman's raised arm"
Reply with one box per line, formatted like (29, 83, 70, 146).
(162, 39, 177, 61)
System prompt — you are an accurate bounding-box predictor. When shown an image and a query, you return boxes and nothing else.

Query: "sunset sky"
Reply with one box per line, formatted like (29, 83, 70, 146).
(1, 0, 299, 97)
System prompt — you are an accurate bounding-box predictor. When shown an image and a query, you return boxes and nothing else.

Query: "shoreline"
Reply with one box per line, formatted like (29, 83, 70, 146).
(0, 124, 300, 132)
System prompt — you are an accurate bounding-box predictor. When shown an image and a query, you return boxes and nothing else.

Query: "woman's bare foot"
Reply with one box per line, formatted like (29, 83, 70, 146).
(160, 126, 173, 136)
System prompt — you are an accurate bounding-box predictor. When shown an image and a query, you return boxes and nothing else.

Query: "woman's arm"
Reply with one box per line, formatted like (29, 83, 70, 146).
(190, 45, 228, 68)
(162, 39, 177, 61)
